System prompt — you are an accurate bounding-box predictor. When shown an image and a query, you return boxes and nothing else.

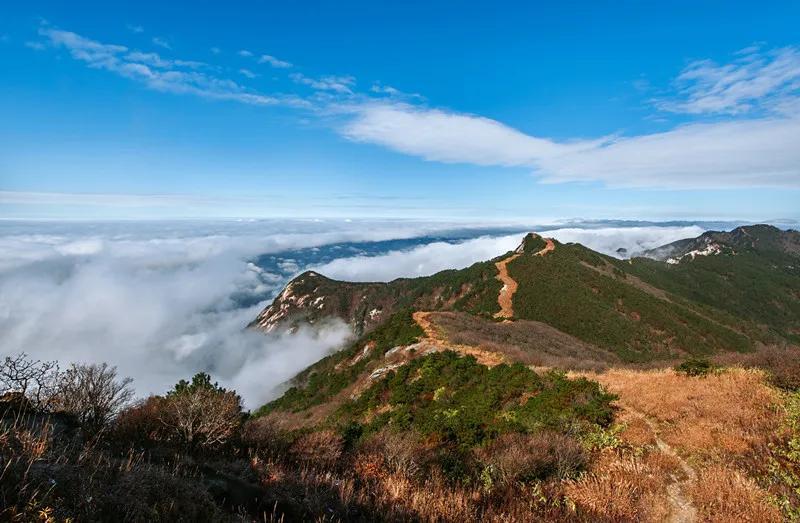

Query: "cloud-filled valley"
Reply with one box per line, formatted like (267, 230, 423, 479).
(0, 219, 759, 407)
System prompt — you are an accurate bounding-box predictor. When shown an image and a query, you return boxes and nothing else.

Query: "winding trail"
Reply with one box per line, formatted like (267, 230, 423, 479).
(493, 237, 555, 320)
(629, 410, 697, 522)
(493, 253, 522, 319)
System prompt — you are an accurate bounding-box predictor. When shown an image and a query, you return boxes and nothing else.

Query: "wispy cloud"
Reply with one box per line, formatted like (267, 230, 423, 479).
(127, 24, 144, 34)
(342, 101, 800, 188)
(210, 46, 221, 55)
(370, 83, 401, 96)
(151, 36, 171, 49)
(258, 54, 292, 68)
(290, 72, 355, 94)
(658, 45, 800, 115)
(25, 41, 46, 51)
(40, 27, 287, 107)
(25, 25, 800, 190)
(239, 68, 257, 79)
(124, 50, 206, 70)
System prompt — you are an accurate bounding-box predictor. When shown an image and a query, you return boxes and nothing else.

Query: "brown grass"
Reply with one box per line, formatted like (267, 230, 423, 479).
(566, 451, 673, 522)
(588, 367, 782, 461)
(689, 465, 781, 522)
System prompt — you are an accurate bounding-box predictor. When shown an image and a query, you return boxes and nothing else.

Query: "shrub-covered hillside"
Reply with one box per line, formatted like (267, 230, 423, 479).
(507, 242, 752, 361)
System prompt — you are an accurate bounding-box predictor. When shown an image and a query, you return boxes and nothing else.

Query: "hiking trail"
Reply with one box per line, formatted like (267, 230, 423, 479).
(493, 237, 554, 320)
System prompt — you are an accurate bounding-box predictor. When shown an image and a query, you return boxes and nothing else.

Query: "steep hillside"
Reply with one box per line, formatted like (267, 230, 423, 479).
(643, 224, 800, 262)
(631, 225, 800, 342)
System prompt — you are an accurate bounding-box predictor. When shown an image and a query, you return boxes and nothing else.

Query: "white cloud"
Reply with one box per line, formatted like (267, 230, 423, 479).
(25, 41, 46, 51)
(210, 46, 221, 55)
(151, 36, 171, 49)
(313, 234, 523, 281)
(658, 46, 800, 115)
(123, 51, 205, 70)
(371, 83, 401, 96)
(40, 28, 283, 107)
(238, 49, 253, 57)
(0, 220, 491, 405)
(539, 225, 706, 258)
(239, 68, 257, 79)
(258, 54, 292, 68)
(127, 24, 144, 34)
(342, 102, 601, 167)
(342, 102, 800, 188)
(291, 72, 355, 94)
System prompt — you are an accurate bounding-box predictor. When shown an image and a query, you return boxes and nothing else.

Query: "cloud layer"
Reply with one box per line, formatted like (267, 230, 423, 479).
(0, 220, 502, 406)
(0, 220, 715, 406)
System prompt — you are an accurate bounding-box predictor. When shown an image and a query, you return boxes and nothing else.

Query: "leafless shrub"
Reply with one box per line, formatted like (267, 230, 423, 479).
(54, 362, 134, 434)
(289, 430, 343, 467)
(112, 396, 166, 447)
(477, 431, 587, 486)
(366, 429, 427, 478)
(240, 416, 290, 456)
(158, 386, 243, 451)
(0, 353, 60, 410)
(722, 345, 800, 390)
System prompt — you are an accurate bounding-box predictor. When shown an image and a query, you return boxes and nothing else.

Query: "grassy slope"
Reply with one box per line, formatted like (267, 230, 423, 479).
(507, 243, 751, 362)
(621, 252, 800, 343)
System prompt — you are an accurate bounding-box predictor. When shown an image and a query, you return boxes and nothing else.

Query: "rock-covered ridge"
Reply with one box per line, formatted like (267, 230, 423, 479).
(248, 271, 394, 335)
(643, 224, 800, 262)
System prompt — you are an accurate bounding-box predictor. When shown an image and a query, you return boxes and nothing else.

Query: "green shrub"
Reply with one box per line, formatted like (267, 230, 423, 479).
(674, 357, 717, 377)
(339, 351, 616, 448)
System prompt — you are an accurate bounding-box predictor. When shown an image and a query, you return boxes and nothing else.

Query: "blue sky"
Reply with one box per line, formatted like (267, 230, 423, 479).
(1, 1, 799, 221)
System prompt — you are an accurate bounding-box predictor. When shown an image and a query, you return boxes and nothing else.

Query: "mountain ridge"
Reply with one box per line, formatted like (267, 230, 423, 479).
(252, 225, 800, 364)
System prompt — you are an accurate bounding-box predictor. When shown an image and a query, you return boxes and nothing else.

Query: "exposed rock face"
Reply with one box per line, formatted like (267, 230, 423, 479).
(248, 271, 397, 336)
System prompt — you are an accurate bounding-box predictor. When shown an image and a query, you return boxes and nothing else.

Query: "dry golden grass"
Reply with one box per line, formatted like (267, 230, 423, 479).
(572, 366, 787, 522)
(589, 367, 782, 461)
(689, 465, 781, 522)
(566, 450, 675, 522)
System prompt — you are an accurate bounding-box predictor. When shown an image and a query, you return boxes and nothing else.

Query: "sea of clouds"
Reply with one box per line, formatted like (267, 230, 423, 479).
(0, 219, 736, 407)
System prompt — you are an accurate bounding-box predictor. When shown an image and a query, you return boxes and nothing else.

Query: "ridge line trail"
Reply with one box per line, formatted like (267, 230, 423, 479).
(411, 311, 505, 366)
(493, 237, 555, 320)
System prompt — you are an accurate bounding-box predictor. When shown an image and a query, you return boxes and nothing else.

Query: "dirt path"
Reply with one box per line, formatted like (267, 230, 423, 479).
(631, 410, 697, 523)
(493, 253, 521, 319)
(412, 311, 505, 366)
(493, 237, 555, 320)
(537, 237, 555, 256)
(412, 310, 441, 341)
